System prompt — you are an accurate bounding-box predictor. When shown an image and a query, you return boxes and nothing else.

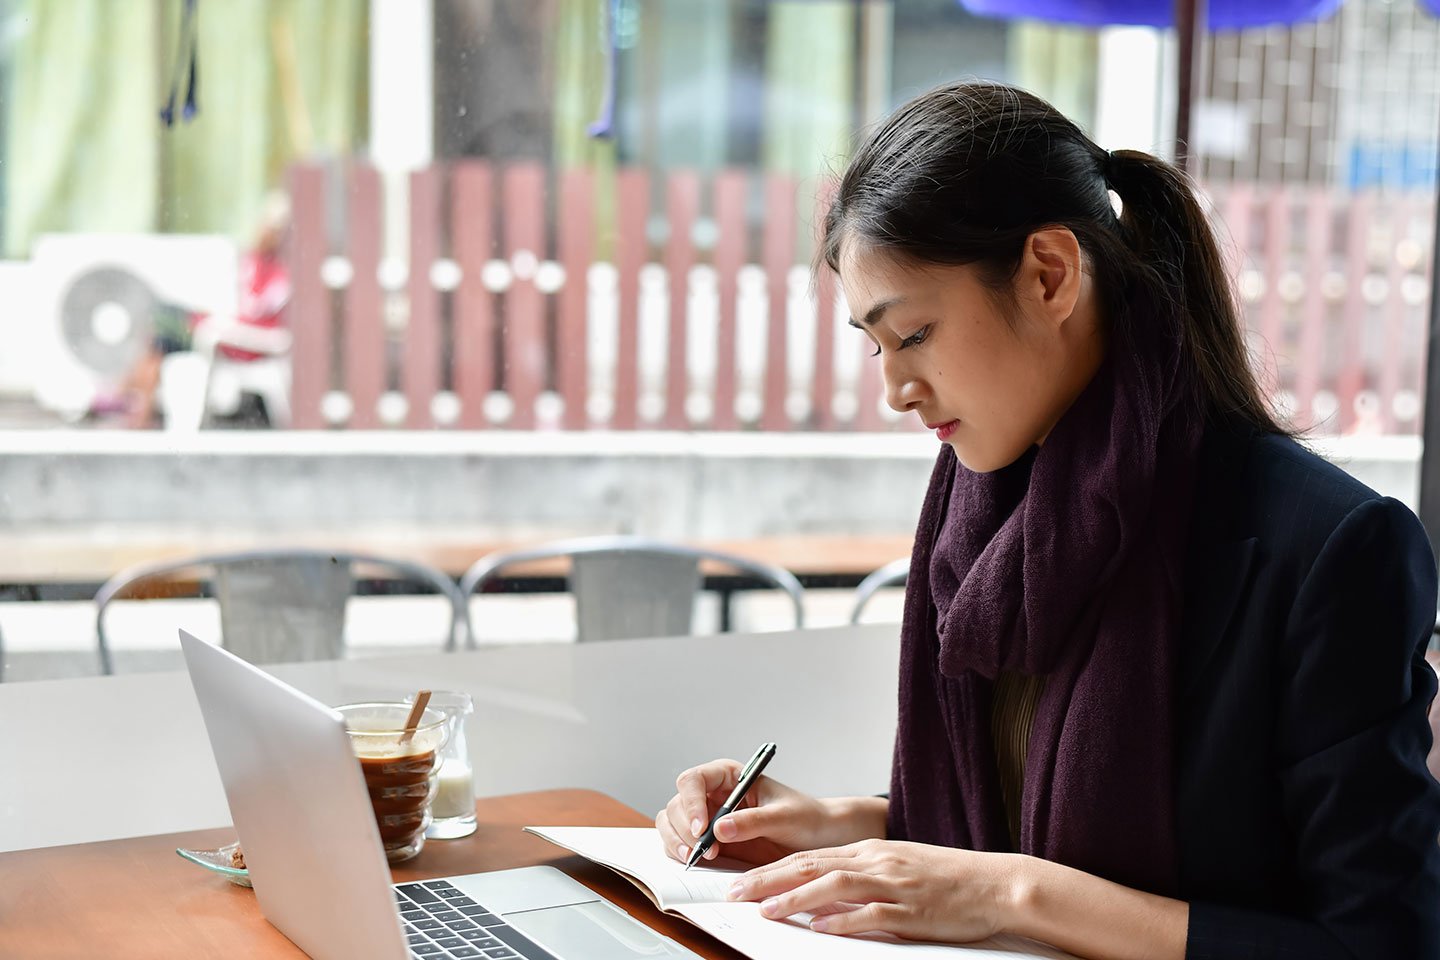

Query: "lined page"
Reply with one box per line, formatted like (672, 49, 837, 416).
(525, 826, 742, 908)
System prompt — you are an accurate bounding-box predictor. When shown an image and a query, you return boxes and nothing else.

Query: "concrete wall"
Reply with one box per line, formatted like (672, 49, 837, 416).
(0, 430, 1422, 538)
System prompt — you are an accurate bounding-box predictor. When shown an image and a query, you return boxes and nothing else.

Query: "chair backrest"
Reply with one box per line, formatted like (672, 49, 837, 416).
(460, 535, 805, 644)
(94, 549, 470, 674)
(850, 557, 911, 625)
(211, 555, 353, 664)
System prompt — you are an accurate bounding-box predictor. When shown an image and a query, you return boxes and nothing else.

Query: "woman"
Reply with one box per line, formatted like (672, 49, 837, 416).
(657, 82, 1440, 959)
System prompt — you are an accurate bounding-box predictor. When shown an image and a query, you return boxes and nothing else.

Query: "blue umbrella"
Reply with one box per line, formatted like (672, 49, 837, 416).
(959, 0, 1343, 29)
(959, 0, 1439, 27)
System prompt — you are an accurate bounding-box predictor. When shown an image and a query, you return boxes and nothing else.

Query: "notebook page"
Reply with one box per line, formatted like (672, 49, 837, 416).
(671, 902, 1081, 960)
(527, 826, 1081, 959)
(525, 826, 743, 909)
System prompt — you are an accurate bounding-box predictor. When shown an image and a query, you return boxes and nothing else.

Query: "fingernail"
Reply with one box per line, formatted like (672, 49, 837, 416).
(714, 817, 733, 839)
(810, 917, 831, 933)
(677, 845, 689, 861)
(760, 898, 781, 918)
(727, 880, 747, 900)
(690, 818, 704, 837)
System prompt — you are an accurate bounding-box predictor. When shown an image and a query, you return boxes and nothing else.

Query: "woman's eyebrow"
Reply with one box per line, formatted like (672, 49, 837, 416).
(847, 296, 904, 329)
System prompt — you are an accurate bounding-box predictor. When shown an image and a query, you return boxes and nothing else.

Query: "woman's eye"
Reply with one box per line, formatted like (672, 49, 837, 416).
(866, 325, 928, 357)
(900, 326, 930, 349)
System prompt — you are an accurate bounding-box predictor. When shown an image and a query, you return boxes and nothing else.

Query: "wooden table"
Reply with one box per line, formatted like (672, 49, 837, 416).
(0, 532, 913, 598)
(0, 788, 746, 960)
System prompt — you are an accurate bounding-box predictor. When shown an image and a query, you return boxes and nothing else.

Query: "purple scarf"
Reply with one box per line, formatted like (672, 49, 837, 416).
(886, 318, 1201, 897)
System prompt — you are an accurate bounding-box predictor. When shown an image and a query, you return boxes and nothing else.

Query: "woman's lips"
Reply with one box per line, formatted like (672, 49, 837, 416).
(929, 419, 959, 441)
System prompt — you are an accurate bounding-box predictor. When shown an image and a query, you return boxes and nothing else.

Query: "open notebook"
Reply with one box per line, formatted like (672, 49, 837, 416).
(525, 826, 1081, 960)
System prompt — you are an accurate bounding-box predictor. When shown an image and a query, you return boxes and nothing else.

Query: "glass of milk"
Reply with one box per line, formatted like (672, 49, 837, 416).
(407, 689, 477, 839)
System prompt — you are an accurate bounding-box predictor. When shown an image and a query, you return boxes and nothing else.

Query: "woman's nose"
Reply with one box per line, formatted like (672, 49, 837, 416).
(883, 360, 928, 414)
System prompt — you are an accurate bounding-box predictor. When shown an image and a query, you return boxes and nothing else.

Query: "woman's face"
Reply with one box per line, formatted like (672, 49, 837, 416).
(838, 231, 1102, 473)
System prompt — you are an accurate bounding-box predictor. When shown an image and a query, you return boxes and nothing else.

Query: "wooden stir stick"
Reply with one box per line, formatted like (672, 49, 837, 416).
(398, 690, 432, 747)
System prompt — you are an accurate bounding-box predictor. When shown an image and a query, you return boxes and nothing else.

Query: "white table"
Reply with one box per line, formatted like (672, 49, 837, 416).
(1, 624, 900, 852)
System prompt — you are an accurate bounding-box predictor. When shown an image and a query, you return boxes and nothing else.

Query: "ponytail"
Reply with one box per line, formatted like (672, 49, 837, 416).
(1105, 151, 1288, 434)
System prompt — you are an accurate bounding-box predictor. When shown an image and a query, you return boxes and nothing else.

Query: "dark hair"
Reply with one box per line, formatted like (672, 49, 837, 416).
(819, 80, 1288, 435)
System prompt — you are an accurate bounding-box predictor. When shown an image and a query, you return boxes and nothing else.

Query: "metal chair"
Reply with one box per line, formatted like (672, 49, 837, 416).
(849, 557, 911, 624)
(94, 549, 470, 674)
(460, 535, 805, 644)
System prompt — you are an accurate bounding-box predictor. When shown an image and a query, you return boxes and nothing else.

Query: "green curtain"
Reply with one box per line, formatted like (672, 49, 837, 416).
(161, 0, 368, 239)
(552, 0, 617, 173)
(763, 2, 855, 261)
(763, 2, 854, 178)
(2, 0, 367, 258)
(551, 0, 618, 257)
(3, 0, 160, 257)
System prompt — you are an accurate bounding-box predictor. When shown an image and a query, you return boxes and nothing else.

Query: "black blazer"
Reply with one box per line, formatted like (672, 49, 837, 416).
(1177, 419, 1440, 958)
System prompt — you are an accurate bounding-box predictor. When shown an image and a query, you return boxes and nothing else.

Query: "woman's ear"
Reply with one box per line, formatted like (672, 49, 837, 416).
(1019, 227, 1083, 329)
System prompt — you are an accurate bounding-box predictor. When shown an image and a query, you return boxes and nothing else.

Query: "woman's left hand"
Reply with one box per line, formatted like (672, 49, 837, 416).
(725, 838, 1020, 943)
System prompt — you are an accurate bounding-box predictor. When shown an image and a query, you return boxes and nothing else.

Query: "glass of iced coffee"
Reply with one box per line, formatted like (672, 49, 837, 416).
(337, 702, 449, 863)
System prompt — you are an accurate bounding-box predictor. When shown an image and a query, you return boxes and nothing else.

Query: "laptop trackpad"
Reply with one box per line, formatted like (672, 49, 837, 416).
(509, 901, 697, 958)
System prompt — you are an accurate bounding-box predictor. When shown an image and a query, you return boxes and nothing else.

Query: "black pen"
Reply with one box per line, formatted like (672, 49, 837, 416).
(685, 742, 777, 871)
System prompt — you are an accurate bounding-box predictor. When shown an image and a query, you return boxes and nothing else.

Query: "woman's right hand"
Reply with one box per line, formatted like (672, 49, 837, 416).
(656, 758, 887, 867)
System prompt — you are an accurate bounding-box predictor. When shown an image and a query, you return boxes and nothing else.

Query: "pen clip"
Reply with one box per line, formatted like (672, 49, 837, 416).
(736, 743, 766, 779)
(737, 742, 775, 784)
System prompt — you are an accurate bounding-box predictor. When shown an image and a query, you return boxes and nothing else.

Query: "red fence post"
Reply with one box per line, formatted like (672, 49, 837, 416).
(712, 170, 747, 431)
(811, 177, 838, 431)
(1335, 190, 1374, 434)
(855, 339, 889, 430)
(404, 167, 444, 429)
(503, 163, 547, 430)
(1295, 187, 1332, 430)
(287, 163, 329, 430)
(344, 163, 385, 430)
(452, 161, 496, 430)
(557, 169, 594, 430)
(761, 174, 797, 431)
(664, 171, 701, 430)
(1257, 187, 1292, 408)
(1379, 193, 1416, 434)
(1216, 181, 1252, 282)
(614, 168, 649, 430)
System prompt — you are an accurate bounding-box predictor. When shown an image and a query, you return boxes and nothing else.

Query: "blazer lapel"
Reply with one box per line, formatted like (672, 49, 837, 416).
(1181, 536, 1258, 703)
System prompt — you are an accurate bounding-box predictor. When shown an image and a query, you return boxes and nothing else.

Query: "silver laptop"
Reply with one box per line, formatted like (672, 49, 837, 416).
(178, 629, 699, 960)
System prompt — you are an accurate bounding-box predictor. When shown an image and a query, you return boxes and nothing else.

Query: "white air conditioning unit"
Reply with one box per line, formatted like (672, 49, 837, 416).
(25, 234, 237, 420)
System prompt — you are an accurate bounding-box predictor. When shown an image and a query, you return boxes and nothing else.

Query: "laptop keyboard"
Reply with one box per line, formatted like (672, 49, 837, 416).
(394, 880, 557, 960)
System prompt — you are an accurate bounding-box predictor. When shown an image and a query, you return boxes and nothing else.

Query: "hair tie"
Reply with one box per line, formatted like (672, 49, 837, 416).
(1102, 152, 1124, 218)
(1102, 150, 1119, 184)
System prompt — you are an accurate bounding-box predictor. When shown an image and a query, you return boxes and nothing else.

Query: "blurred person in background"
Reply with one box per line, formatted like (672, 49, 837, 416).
(121, 192, 292, 428)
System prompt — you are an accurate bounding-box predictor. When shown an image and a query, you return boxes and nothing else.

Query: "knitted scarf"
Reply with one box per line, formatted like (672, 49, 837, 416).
(886, 314, 1201, 896)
